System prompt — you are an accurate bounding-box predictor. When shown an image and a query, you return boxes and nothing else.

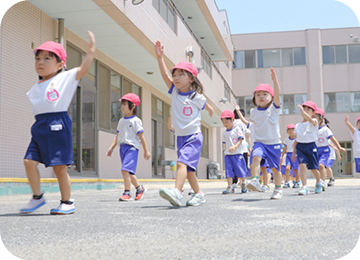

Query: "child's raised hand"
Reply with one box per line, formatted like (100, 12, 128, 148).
(106, 148, 113, 157)
(88, 31, 95, 51)
(144, 150, 151, 161)
(339, 147, 346, 153)
(345, 116, 349, 123)
(235, 104, 240, 111)
(228, 146, 235, 153)
(270, 67, 277, 82)
(154, 40, 164, 58)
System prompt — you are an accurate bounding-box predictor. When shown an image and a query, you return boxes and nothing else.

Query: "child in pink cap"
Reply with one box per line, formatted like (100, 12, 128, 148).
(235, 68, 283, 200)
(315, 108, 345, 190)
(280, 124, 301, 188)
(345, 115, 360, 173)
(106, 93, 151, 201)
(292, 101, 322, 195)
(21, 31, 95, 215)
(154, 40, 214, 207)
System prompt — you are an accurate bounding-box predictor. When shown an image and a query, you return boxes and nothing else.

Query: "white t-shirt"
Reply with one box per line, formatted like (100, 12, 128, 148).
(27, 68, 79, 115)
(316, 125, 333, 147)
(295, 119, 318, 143)
(282, 154, 287, 165)
(351, 128, 360, 158)
(116, 115, 144, 149)
(234, 119, 250, 154)
(249, 103, 281, 145)
(222, 125, 244, 155)
(283, 137, 296, 153)
(329, 140, 336, 160)
(168, 84, 206, 136)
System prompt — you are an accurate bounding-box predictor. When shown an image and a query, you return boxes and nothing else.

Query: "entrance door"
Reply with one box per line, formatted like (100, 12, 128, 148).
(152, 119, 165, 178)
(332, 142, 353, 177)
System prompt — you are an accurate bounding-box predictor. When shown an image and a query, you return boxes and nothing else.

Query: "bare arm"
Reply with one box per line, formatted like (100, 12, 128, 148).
(138, 132, 151, 160)
(155, 40, 173, 89)
(345, 116, 355, 134)
(235, 104, 249, 126)
(330, 136, 346, 153)
(245, 132, 251, 152)
(106, 133, 118, 157)
(298, 105, 317, 126)
(280, 145, 287, 160)
(270, 67, 280, 107)
(76, 31, 95, 81)
(204, 103, 214, 117)
(228, 138, 243, 153)
(291, 140, 298, 162)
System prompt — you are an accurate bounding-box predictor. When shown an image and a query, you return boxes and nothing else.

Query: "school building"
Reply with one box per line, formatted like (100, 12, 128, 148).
(0, 0, 235, 179)
(232, 27, 360, 178)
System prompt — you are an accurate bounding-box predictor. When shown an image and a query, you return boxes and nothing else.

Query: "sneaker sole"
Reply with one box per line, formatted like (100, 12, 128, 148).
(119, 198, 132, 201)
(247, 182, 262, 192)
(50, 210, 75, 215)
(135, 188, 147, 201)
(20, 201, 46, 214)
(270, 195, 282, 199)
(159, 189, 181, 207)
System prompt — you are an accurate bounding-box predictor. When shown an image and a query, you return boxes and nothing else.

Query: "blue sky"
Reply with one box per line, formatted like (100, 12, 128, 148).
(215, 0, 360, 34)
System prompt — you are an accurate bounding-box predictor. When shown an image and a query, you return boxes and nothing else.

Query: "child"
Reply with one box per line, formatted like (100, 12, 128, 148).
(292, 101, 322, 195)
(106, 93, 151, 201)
(280, 124, 301, 188)
(155, 40, 214, 207)
(315, 108, 345, 190)
(345, 116, 360, 173)
(220, 110, 247, 194)
(326, 140, 342, 186)
(236, 68, 283, 200)
(21, 32, 95, 215)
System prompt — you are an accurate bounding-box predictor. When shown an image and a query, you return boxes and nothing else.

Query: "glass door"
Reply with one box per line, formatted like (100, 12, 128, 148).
(333, 142, 352, 177)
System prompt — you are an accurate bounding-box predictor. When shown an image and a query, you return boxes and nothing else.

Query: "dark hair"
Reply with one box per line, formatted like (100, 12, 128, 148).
(172, 69, 204, 100)
(121, 99, 137, 116)
(316, 113, 330, 127)
(233, 108, 245, 119)
(252, 95, 274, 107)
(35, 50, 65, 80)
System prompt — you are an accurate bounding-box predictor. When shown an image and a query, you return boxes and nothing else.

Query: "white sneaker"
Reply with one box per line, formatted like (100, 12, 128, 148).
(270, 189, 283, 199)
(50, 200, 75, 215)
(261, 185, 269, 192)
(20, 195, 46, 214)
(247, 178, 262, 192)
(186, 193, 205, 206)
(159, 188, 183, 206)
(232, 183, 238, 188)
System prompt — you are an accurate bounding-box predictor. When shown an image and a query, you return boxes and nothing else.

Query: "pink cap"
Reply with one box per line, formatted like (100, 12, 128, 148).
(302, 100, 317, 111)
(316, 107, 325, 117)
(287, 124, 295, 129)
(119, 93, 140, 106)
(170, 61, 198, 77)
(34, 41, 67, 66)
(253, 84, 274, 97)
(357, 116, 360, 122)
(220, 110, 234, 119)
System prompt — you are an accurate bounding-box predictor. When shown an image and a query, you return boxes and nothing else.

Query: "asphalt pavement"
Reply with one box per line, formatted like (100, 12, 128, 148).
(0, 179, 360, 260)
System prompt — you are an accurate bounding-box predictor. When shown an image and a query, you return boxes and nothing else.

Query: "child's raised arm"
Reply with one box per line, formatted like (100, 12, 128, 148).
(298, 105, 317, 126)
(345, 116, 355, 134)
(270, 67, 280, 107)
(155, 40, 173, 89)
(76, 31, 95, 80)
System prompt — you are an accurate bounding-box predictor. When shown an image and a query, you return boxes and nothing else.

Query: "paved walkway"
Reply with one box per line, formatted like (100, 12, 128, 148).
(0, 179, 359, 260)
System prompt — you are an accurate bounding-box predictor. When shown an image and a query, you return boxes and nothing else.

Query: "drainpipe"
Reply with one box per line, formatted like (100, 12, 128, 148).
(58, 18, 64, 46)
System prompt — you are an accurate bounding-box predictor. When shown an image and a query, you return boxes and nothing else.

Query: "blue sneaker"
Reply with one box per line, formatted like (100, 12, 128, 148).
(298, 186, 310, 195)
(222, 186, 235, 194)
(283, 182, 290, 188)
(20, 195, 46, 214)
(293, 181, 300, 188)
(241, 183, 248, 193)
(315, 183, 322, 194)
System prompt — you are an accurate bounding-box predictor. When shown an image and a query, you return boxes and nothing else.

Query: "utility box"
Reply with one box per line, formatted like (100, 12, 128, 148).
(207, 162, 219, 179)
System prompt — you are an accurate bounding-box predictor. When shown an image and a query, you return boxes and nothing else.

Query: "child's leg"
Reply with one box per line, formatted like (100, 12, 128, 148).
(285, 166, 291, 182)
(299, 163, 308, 186)
(130, 174, 140, 188)
(53, 165, 71, 201)
(175, 162, 188, 192)
(261, 167, 268, 185)
(311, 169, 321, 183)
(294, 169, 300, 182)
(121, 170, 132, 191)
(187, 171, 200, 193)
(319, 164, 326, 181)
(271, 168, 282, 187)
(326, 167, 333, 179)
(24, 159, 41, 196)
(227, 177, 233, 187)
(251, 156, 262, 177)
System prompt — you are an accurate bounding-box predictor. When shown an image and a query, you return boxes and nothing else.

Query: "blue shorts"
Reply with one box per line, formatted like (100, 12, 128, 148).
(177, 133, 203, 172)
(286, 152, 299, 170)
(296, 142, 319, 170)
(327, 159, 334, 168)
(318, 146, 330, 167)
(251, 142, 281, 171)
(120, 143, 139, 175)
(225, 154, 247, 179)
(24, 112, 73, 167)
(355, 158, 360, 173)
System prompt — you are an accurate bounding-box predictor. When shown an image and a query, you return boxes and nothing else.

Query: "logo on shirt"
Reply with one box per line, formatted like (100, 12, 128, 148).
(46, 83, 59, 102)
(183, 102, 193, 116)
(232, 137, 238, 144)
(318, 137, 324, 143)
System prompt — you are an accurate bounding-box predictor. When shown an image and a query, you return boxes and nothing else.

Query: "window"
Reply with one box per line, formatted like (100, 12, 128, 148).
(164, 103, 175, 148)
(350, 92, 360, 112)
(110, 73, 121, 132)
(294, 47, 306, 65)
(99, 64, 111, 130)
(324, 92, 360, 113)
(152, 0, 177, 34)
(323, 45, 360, 64)
(224, 83, 230, 103)
(258, 49, 281, 68)
(244, 50, 256, 68)
(201, 125, 209, 158)
(235, 96, 254, 116)
(282, 48, 293, 66)
(201, 52, 212, 78)
(233, 51, 245, 68)
(280, 94, 307, 115)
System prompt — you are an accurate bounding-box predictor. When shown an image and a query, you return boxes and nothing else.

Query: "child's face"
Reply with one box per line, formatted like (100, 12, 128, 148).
(35, 51, 63, 80)
(254, 91, 272, 107)
(287, 128, 295, 137)
(303, 106, 315, 119)
(172, 69, 193, 91)
(357, 120, 360, 129)
(121, 100, 134, 116)
(221, 118, 234, 129)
